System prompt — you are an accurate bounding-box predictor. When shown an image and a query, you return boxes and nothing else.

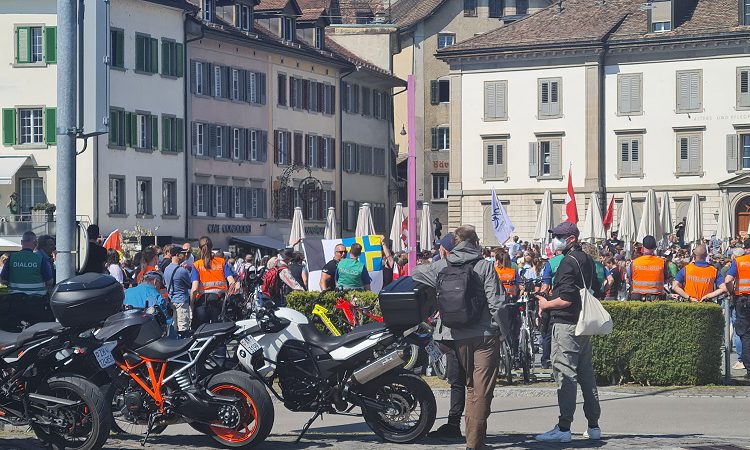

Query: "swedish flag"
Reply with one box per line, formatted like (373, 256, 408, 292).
(341, 235, 382, 272)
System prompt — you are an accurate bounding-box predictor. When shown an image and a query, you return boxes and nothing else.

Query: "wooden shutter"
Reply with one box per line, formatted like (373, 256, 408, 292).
(191, 184, 198, 216)
(484, 143, 495, 179)
(238, 70, 246, 101)
(631, 138, 642, 176)
(293, 132, 302, 164)
(190, 60, 197, 93)
(2, 109, 16, 146)
(162, 116, 169, 151)
(689, 71, 701, 111)
(618, 75, 631, 114)
(739, 69, 750, 108)
(689, 134, 701, 173)
(430, 80, 438, 105)
(484, 82, 496, 120)
(221, 66, 230, 99)
(259, 130, 267, 162)
(175, 43, 183, 77)
(549, 81, 560, 116)
(727, 134, 739, 172)
(496, 142, 506, 179)
(496, 82, 506, 119)
(330, 138, 336, 169)
(161, 40, 168, 75)
(151, 115, 158, 149)
(191, 122, 197, 154)
(135, 34, 145, 71)
(209, 185, 216, 217)
(630, 74, 642, 114)
(257, 73, 265, 104)
(207, 63, 215, 96)
(44, 26, 56, 63)
(677, 71, 696, 112)
(175, 118, 184, 152)
(549, 138, 562, 178)
(44, 107, 56, 145)
(239, 128, 247, 160)
(528, 142, 539, 177)
(539, 81, 550, 117)
(617, 138, 628, 176)
(343, 143, 350, 172)
(150, 38, 158, 73)
(678, 136, 690, 173)
(16, 27, 30, 63)
(115, 30, 124, 68)
(208, 124, 217, 157)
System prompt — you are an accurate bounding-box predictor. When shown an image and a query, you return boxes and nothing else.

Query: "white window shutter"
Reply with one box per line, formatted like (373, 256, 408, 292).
(496, 143, 506, 179)
(689, 71, 701, 110)
(678, 137, 691, 173)
(631, 138, 642, 176)
(727, 134, 739, 172)
(689, 134, 701, 173)
(549, 81, 560, 116)
(539, 81, 550, 117)
(484, 143, 494, 179)
(617, 139, 628, 176)
(631, 74, 642, 114)
(739, 69, 750, 108)
(484, 82, 496, 120)
(496, 82, 506, 119)
(677, 72, 690, 111)
(528, 142, 539, 177)
(618, 75, 631, 114)
(549, 138, 562, 178)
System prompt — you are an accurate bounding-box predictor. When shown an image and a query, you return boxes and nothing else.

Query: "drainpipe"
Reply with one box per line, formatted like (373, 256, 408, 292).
(598, 51, 607, 214)
(338, 66, 356, 237)
(389, 85, 407, 235)
(184, 19, 204, 241)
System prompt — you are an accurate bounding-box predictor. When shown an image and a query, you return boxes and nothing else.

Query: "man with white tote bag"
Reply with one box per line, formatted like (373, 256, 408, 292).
(535, 222, 608, 443)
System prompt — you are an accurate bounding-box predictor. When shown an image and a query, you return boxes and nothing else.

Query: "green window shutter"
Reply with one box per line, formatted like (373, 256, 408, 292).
(109, 110, 117, 145)
(135, 35, 144, 71)
(116, 30, 124, 68)
(44, 107, 57, 145)
(44, 26, 56, 63)
(150, 38, 158, 73)
(16, 27, 30, 64)
(175, 118, 184, 152)
(162, 116, 169, 151)
(161, 41, 168, 75)
(2, 108, 17, 146)
(175, 43, 184, 78)
(151, 115, 158, 149)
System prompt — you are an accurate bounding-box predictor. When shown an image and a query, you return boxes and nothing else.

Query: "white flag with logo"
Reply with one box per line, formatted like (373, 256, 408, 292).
(490, 188, 514, 243)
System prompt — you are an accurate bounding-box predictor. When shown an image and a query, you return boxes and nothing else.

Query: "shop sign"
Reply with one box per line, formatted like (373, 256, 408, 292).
(207, 224, 252, 234)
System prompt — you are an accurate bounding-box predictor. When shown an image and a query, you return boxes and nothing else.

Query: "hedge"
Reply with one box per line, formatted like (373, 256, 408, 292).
(592, 301, 723, 386)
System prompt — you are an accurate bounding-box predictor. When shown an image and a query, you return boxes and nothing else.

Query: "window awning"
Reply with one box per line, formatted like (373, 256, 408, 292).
(0, 156, 29, 185)
(230, 235, 286, 252)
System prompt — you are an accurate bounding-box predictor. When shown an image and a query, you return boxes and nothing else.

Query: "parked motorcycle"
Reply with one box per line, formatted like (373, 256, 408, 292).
(233, 276, 439, 444)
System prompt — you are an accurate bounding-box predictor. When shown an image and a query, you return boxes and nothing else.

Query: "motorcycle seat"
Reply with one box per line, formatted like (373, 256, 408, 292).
(193, 321, 237, 338)
(298, 322, 386, 353)
(136, 336, 192, 360)
(0, 322, 63, 349)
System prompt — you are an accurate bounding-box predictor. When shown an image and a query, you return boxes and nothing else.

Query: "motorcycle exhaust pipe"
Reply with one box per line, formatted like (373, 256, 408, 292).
(349, 349, 406, 385)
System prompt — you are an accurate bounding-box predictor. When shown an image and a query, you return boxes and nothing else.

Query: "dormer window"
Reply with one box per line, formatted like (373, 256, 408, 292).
(648, 0, 672, 33)
(203, 0, 213, 22)
(237, 4, 252, 31)
(315, 27, 324, 50)
(651, 21, 671, 32)
(282, 16, 295, 42)
(743, 0, 750, 25)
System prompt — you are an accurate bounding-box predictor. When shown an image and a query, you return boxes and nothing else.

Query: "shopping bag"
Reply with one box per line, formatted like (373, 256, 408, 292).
(570, 255, 613, 336)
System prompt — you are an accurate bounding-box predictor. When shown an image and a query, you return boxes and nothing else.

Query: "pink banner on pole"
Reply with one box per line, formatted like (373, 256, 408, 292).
(407, 75, 417, 271)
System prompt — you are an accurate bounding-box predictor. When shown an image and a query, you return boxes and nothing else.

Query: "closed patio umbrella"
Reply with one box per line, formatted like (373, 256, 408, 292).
(390, 203, 406, 253)
(637, 189, 662, 243)
(324, 207, 337, 240)
(534, 190, 553, 247)
(619, 193, 637, 257)
(289, 206, 305, 251)
(659, 192, 673, 248)
(684, 193, 703, 249)
(355, 203, 375, 237)
(716, 192, 732, 250)
(419, 203, 433, 251)
(580, 192, 607, 243)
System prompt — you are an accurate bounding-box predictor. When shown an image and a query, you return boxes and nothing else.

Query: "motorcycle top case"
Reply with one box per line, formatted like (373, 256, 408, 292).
(97, 310, 163, 348)
(50, 273, 124, 327)
(378, 276, 436, 331)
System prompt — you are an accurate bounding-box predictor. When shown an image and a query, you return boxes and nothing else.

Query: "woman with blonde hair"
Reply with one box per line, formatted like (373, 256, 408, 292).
(190, 236, 236, 328)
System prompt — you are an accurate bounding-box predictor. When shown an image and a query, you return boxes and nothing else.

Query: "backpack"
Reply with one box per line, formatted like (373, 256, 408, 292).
(261, 266, 285, 300)
(436, 259, 486, 328)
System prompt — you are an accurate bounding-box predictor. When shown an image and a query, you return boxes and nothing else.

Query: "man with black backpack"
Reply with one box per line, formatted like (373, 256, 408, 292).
(413, 225, 504, 450)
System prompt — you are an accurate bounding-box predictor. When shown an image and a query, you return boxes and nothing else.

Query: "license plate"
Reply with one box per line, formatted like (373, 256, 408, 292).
(240, 335, 262, 355)
(94, 342, 117, 369)
(425, 341, 443, 363)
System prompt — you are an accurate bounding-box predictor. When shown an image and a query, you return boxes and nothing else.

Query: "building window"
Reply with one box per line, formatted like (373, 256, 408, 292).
(196, 184, 209, 216)
(431, 126, 450, 150)
(19, 177, 45, 213)
(745, 0, 750, 25)
(343, 143, 359, 173)
(278, 73, 287, 106)
(135, 33, 157, 74)
(483, 139, 507, 180)
(15, 26, 56, 65)
(203, 0, 213, 22)
(231, 69, 240, 100)
(324, 137, 335, 169)
(161, 40, 183, 77)
(214, 65, 222, 97)
(372, 90, 382, 118)
(248, 130, 258, 161)
(432, 174, 448, 200)
(738, 67, 750, 109)
(162, 180, 177, 216)
(234, 187, 244, 217)
(617, 73, 643, 115)
(248, 188, 259, 218)
(136, 178, 152, 216)
(484, 80, 508, 120)
(373, 148, 385, 176)
(315, 27, 325, 50)
(437, 33, 455, 49)
(359, 146, 373, 175)
(161, 116, 184, 152)
(237, 4, 252, 31)
(109, 176, 125, 215)
(19, 108, 44, 145)
(195, 122, 205, 156)
(110, 29, 124, 69)
(529, 138, 562, 178)
(134, 113, 155, 149)
(233, 128, 241, 159)
(31, 26, 43, 62)
(617, 135, 643, 178)
(277, 130, 290, 166)
(194, 61, 205, 94)
(742, 134, 750, 170)
(109, 109, 125, 146)
(676, 70, 702, 113)
(282, 17, 295, 42)
(676, 132, 703, 175)
(489, 0, 504, 17)
(430, 79, 450, 104)
(651, 21, 671, 32)
(538, 78, 562, 118)
(247, 71, 266, 104)
(215, 125, 223, 157)
(216, 186, 227, 217)
(463, 0, 477, 17)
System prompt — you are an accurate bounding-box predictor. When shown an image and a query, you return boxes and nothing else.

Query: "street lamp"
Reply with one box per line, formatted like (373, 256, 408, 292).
(400, 125, 407, 136)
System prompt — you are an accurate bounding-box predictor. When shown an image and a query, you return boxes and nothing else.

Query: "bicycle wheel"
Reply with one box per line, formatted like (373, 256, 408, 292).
(519, 328, 532, 383)
(497, 340, 513, 384)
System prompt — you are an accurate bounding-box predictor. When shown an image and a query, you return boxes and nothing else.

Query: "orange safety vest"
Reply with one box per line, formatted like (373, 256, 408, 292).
(194, 257, 229, 294)
(495, 267, 518, 296)
(631, 255, 665, 295)
(735, 253, 750, 295)
(683, 263, 717, 300)
(136, 265, 158, 284)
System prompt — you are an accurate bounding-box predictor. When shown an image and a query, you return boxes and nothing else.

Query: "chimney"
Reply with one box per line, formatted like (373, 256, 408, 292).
(556, 0, 564, 14)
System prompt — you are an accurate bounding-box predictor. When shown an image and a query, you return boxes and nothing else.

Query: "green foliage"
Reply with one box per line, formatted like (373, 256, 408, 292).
(592, 301, 723, 386)
(285, 291, 380, 333)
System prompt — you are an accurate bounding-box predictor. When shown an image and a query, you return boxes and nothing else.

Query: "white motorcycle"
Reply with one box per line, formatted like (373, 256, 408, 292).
(232, 302, 439, 443)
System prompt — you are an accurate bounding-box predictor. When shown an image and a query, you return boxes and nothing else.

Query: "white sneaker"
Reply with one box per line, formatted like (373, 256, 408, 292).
(535, 425, 572, 443)
(583, 427, 602, 440)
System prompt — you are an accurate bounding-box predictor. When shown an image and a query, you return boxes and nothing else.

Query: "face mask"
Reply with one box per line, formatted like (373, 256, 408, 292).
(552, 237, 568, 252)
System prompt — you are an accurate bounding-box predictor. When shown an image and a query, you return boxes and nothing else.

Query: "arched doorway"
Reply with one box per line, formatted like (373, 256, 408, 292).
(736, 196, 750, 238)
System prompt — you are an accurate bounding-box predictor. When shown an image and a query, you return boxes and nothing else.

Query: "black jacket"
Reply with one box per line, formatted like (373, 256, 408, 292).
(550, 246, 601, 325)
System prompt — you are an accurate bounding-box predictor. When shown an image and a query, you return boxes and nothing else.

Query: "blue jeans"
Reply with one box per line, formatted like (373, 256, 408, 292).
(732, 307, 743, 363)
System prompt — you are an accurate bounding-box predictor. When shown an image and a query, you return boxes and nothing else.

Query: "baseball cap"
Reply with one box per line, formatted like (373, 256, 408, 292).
(438, 232, 455, 253)
(549, 221, 580, 238)
(642, 235, 657, 250)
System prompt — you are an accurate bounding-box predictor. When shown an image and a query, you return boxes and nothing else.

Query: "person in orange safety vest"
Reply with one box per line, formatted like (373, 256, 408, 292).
(495, 253, 521, 299)
(190, 236, 236, 329)
(671, 245, 723, 302)
(628, 235, 671, 301)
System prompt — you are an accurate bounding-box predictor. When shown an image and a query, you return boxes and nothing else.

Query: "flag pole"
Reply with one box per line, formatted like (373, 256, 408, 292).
(407, 75, 417, 271)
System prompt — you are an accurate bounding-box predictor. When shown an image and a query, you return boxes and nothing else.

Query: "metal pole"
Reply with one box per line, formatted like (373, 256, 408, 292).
(56, 0, 78, 282)
(724, 297, 732, 384)
(407, 75, 417, 271)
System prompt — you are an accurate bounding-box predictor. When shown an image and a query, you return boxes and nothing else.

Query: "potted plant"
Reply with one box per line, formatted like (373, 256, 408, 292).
(31, 203, 56, 222)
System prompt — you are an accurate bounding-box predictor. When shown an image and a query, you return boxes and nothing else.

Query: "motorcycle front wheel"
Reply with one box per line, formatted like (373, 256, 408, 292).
(30, 376, 111, 450)
(361, 371, 436, 443)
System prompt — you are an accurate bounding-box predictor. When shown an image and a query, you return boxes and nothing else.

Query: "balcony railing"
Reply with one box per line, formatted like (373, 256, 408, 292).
(0, 214, 57, 237)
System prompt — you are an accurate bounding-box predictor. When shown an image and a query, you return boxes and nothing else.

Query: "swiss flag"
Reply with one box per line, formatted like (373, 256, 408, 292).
(603, 196, 615, 231)
(103, 229, 122, 252)
(565, 168, 579, 223)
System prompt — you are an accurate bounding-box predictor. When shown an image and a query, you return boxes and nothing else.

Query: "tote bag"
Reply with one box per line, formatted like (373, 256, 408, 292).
(570, 255, 613, 336)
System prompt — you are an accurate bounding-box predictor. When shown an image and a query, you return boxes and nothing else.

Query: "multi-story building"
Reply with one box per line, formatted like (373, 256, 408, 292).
(438, 0, 750, 243)
(1, 0, 194, 246)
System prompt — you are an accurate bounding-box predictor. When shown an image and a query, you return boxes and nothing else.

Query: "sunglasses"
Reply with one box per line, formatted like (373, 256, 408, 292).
(335, 250, 346, 254)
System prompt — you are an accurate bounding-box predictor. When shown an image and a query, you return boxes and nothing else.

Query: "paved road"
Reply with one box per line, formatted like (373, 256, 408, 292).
(3, 386, 750, 450)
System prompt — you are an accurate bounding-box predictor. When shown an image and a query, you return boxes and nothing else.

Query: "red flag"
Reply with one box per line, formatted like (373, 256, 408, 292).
(603, 196, 615, 231)
(103, 229, 122, 252)
(565, 168, 578, 223)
